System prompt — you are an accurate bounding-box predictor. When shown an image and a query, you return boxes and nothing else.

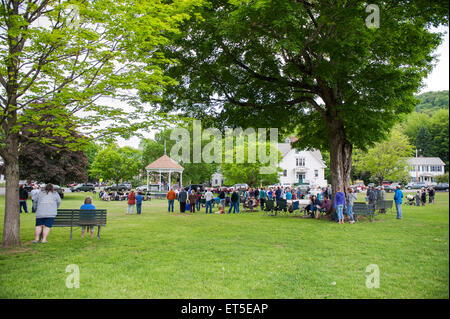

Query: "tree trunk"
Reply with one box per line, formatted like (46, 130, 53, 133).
(328, 121, 353, 201)
(2, 134, 21, 247)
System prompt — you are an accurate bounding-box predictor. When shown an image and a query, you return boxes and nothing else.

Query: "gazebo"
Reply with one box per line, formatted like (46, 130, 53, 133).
(145, 154, 184, 191)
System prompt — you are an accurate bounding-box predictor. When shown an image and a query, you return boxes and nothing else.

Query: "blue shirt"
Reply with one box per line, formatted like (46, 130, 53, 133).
(333, 192, 346, 207)
(136, 194, 144, 204)
(285, 192, 292, 200)
(80, 203, 96, 210)
(394, 189, 403, 204)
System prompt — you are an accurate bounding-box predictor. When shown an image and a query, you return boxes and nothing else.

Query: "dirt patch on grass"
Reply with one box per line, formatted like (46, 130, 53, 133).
(0, 243, 38, 255)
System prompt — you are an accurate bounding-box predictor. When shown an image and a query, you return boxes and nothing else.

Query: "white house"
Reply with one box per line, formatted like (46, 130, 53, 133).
(210, 137, 328, 187)
(278, 137, 328, 188)
(211, 172, 224, 187)
(406, 156, 446, 183)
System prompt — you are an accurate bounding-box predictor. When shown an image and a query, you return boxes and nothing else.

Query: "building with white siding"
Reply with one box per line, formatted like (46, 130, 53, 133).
(407, 156, 446, 183)
(211, 137, 327, 188)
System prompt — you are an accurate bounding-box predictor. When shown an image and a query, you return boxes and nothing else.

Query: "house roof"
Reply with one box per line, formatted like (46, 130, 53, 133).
(407, 157, 446, 166)
(277, 143, 327, 168)
(278, 143, 292, 157)
(145, 155, 184, 171)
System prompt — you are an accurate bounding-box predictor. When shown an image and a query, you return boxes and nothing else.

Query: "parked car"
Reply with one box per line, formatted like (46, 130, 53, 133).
(434, 183, 449, 191)
(385, 182, 401, 192)
(136, 184, 160, 192)
(104, 183, 129, 191)
(405, 182, 427, 190)
(122, 182, 132, 190)
(71, 183, 95, 192)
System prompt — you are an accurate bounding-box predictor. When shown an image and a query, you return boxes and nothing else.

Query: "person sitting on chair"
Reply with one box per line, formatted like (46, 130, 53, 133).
(317, 195, 331, 219)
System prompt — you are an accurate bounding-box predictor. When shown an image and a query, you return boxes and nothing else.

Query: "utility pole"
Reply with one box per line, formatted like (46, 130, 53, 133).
(415, 149, 421, 182)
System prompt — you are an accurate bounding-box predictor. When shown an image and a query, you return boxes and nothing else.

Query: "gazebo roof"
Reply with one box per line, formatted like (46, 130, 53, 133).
(145, 154, 184, 171)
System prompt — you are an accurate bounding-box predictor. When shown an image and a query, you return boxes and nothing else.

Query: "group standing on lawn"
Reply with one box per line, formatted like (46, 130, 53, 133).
(160, 184, 413, 223)
(20, 181, 438, 243)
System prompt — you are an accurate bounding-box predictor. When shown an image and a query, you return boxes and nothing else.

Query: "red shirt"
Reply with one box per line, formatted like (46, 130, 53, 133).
(128, 192, 136, 205)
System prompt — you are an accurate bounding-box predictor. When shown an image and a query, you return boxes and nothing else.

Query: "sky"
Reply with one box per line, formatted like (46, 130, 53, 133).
(117, 27, 450, 149)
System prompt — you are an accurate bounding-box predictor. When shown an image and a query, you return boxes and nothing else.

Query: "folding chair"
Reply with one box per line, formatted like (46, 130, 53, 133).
(264, 199, 275, 216)
(275, 199, 287, 216)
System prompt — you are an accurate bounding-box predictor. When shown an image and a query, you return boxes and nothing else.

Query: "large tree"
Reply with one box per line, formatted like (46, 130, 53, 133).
(0, 0, 201, 247)
(155, 0, 448, 199)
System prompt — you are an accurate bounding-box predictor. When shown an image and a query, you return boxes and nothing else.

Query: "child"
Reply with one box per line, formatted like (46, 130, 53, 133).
(415, 191, 420, 206)
(80, 197, 96, 238)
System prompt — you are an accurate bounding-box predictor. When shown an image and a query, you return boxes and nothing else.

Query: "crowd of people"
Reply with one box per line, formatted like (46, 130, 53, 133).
(161, 185, 354, 220)
(97, 189, 151, 202)
(19, 181, 439, 243)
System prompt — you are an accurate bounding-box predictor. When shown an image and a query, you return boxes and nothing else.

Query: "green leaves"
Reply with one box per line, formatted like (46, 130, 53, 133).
(89, 145, 141, 183)
(353, 127, 415, 184)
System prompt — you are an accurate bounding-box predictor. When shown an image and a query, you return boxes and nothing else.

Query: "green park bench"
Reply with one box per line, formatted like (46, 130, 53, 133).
(375, 200, 393, 213)
(352, 202, 375, 222)
(54, 209, 107, 240)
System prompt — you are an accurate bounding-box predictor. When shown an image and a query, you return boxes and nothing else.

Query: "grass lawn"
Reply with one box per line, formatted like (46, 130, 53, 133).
(0, 191, 448, 299)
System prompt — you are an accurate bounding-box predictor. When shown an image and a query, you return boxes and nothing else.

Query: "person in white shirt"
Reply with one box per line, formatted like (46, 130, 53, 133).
(30, 185, 40, 213)
(204, 189, 214, 214)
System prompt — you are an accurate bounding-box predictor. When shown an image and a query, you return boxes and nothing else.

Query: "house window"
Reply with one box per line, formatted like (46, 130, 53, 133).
(296, 158, 305, 167)
(283, 169, 287, 176)
(314, 170, 319, 178)
(215, 179, 218, 185)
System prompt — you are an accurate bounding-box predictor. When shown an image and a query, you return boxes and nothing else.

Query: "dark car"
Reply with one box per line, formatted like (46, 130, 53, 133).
(434, 183, 449, 191)
(405, 182, 427, 190)
(184, 184, 204, 192)
(71, 183, 95, 192)
(104, 183, 129, 191)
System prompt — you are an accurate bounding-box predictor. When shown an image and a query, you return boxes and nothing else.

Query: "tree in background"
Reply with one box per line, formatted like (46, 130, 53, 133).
(400, 112, 432, 147)
(435, 173, 449, 183)
(90, 146, 141, 191)
(416, 126, 434, 157)
(415, 90, 449, 114)
(220, 139, 281, 187)
(0, 118, 88, 185)
(353, 128, 414, 185)
(140, 126, 219, 185)
(84, 142, 102, 181)
(428, 109, 449, 168)
(399, 102, 449, 170)
(157, 0, 448, 199)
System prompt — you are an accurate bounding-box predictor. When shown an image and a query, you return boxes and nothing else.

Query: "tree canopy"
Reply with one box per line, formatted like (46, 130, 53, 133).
(156, 0, 448, 197)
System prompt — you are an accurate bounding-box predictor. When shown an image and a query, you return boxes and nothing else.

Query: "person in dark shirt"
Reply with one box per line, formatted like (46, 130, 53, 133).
(19, 185, 29, 213)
